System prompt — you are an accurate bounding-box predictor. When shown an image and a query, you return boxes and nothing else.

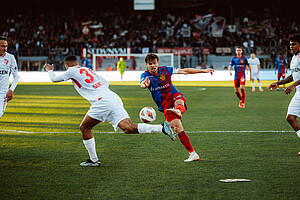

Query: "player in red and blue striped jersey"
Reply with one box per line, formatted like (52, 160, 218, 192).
(228, 46, 251, 108)
(140, 53, 214, 162)
(275, 52, 288, 90)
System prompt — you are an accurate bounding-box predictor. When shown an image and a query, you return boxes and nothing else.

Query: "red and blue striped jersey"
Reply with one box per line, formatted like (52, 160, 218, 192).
(230, 56, 249, 79)
(140, 66, 184, 112)
(276, 57, 288, 74)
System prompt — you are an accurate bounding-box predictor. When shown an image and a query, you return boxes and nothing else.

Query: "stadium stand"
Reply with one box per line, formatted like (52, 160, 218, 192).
(1, 0, 299, 70)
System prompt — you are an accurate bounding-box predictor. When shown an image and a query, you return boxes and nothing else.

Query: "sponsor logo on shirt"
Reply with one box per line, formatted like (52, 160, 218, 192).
(150, 83, 170, 91)
(0, 70, 8, 75)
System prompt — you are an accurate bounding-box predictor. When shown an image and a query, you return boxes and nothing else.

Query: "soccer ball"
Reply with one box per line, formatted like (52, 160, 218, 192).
(139, 107, 156, 123)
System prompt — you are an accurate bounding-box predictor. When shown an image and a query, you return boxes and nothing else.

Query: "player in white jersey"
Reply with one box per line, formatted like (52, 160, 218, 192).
(248, 52, 263, 91)
(268, 34, 300, 155)
(45, 55, 175, 167)
(0, 36, 19, 119)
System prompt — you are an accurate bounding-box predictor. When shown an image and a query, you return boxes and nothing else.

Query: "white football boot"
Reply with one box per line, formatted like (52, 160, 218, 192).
(184, 151, 199, 162)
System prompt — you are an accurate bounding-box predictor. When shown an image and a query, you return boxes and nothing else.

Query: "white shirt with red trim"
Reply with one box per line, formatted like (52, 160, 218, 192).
(0, 52, 18, 94)
(291, 52, 300, 95)
(47, 65, 113, 103)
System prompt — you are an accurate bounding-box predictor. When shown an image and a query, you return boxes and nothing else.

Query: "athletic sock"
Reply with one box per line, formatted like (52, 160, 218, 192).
(137, 123, 163, 134)
(258, 82, 262, 89)
(251, 82, 255, 90)
(241, 88, 245, 103)
(83, 137, 98, 162)
(176, 104, 186, 114)
(296, 130, 300, 138)
(178, 131, 194, 153)
(235, 91, 241, 100)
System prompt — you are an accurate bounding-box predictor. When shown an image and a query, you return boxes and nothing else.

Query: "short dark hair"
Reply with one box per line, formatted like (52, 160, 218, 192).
(236, 46, 242, 49)
(64, 55, 78, 65)
(145, 53, 159, 63)
(289, 34, 300, 43)
(0, 36, 7, 41)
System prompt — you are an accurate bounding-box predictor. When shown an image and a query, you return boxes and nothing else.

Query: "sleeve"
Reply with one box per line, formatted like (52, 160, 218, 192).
(9, 55, 19, 91)
(257, 58, 260, 65)
(229, 58, 234, 66)
(140, 72, 146, 83)
(171, 66, 179, 74)
(245, 58, 250, 66)
(285, 59, 288, 65)
(47, 69, 73, 82)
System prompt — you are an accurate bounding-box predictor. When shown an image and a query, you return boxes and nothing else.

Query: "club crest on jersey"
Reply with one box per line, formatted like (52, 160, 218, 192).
(240, 59, 244, 64)
(160, 74, 166, 81)
(4, 59, 8, 65)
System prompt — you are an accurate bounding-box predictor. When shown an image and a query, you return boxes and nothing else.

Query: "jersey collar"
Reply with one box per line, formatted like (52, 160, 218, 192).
(1, 52, 6, 57)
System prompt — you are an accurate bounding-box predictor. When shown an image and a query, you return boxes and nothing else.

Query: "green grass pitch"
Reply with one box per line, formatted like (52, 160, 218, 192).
(1, 83, 300, 199)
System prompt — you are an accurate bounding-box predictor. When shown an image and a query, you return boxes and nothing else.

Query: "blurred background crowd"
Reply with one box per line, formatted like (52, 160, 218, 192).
(0, 0, 299, 70)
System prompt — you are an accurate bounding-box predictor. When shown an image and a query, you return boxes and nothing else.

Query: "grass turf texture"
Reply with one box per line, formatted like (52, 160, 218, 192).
(1, 83, 300, 199)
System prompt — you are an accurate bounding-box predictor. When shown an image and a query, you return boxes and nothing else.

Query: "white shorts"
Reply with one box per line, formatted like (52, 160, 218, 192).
(287, 94, 300, 117)
(251, 71, 259, 80)
(87, 92, 130, 131)
(0, 93, 8, 119)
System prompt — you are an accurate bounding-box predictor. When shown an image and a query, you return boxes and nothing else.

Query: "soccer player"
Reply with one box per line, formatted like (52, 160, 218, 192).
(82, 53, 92, 69)
(140, 53, 214, 162)
(248, 52, 263, 91)
(117, 57, 126, 81)
(45, 55, 175, 167)
(275, 52, 288, 91)
(0, 36, 19, 119)
(228, 46, 251, 108)
(268, 34, 300, 156)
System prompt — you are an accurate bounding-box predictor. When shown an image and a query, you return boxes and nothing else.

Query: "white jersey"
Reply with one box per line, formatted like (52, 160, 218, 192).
(48, 65, 113, 103)
(248, 57, 260, 72)
(0, 52, 18, 93)
(290, 52, 300, 95)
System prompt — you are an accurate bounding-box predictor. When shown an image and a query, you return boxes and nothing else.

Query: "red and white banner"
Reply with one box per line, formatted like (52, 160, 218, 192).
(157, 47, 193, 56)
(81, 21, 90, 36)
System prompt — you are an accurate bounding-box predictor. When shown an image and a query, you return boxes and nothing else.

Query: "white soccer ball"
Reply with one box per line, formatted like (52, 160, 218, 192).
(139, 107, 156, 123)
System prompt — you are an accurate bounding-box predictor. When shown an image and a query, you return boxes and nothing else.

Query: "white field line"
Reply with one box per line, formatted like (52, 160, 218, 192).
(0, 129, 294, 134)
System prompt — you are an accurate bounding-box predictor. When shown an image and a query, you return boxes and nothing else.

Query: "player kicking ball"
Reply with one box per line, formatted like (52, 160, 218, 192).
(140, 53, 214, 162)
(268, 34, 300, 156)
(45, 55, 175, 167)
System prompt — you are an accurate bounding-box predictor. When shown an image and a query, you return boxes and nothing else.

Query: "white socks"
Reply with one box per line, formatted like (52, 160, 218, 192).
(137, 123, 163, 134)
(296, 130, 300, 138)
(252, 82, 262, 89)
(83, 137, 99, 162)
(258, 82, 262, 89)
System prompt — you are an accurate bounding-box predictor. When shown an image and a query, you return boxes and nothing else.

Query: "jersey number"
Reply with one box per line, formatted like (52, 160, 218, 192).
(80, 68, 99, 83)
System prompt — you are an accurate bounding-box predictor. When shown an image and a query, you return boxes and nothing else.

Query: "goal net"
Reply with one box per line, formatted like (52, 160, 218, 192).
(92, 53, 174, 71)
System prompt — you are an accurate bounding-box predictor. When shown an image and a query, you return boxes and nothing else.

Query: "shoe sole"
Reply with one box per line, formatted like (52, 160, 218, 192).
(163, 121, 175, 141)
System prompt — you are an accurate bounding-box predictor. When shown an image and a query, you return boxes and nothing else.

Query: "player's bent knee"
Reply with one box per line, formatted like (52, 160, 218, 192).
(286, 115, 296, 123)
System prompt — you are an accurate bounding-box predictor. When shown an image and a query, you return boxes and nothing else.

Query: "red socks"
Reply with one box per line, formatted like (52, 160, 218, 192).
(241, 88, 245, 103)
(176, 104, 186, 114)
(178, 131, 194, 153)
(235, 90, 245, 103)
(235, 91, 241, 100)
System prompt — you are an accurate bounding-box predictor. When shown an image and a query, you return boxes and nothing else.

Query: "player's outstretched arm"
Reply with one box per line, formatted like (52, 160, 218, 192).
(45, 64, 65, 82)
(178, 68, 214, 75)
(268, 74, 293, 91)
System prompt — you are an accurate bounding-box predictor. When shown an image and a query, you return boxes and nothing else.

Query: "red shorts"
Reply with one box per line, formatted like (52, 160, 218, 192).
(234, 77, 246, 88)
(163, 93, 186, 122)
(278, 73, 285, 79)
